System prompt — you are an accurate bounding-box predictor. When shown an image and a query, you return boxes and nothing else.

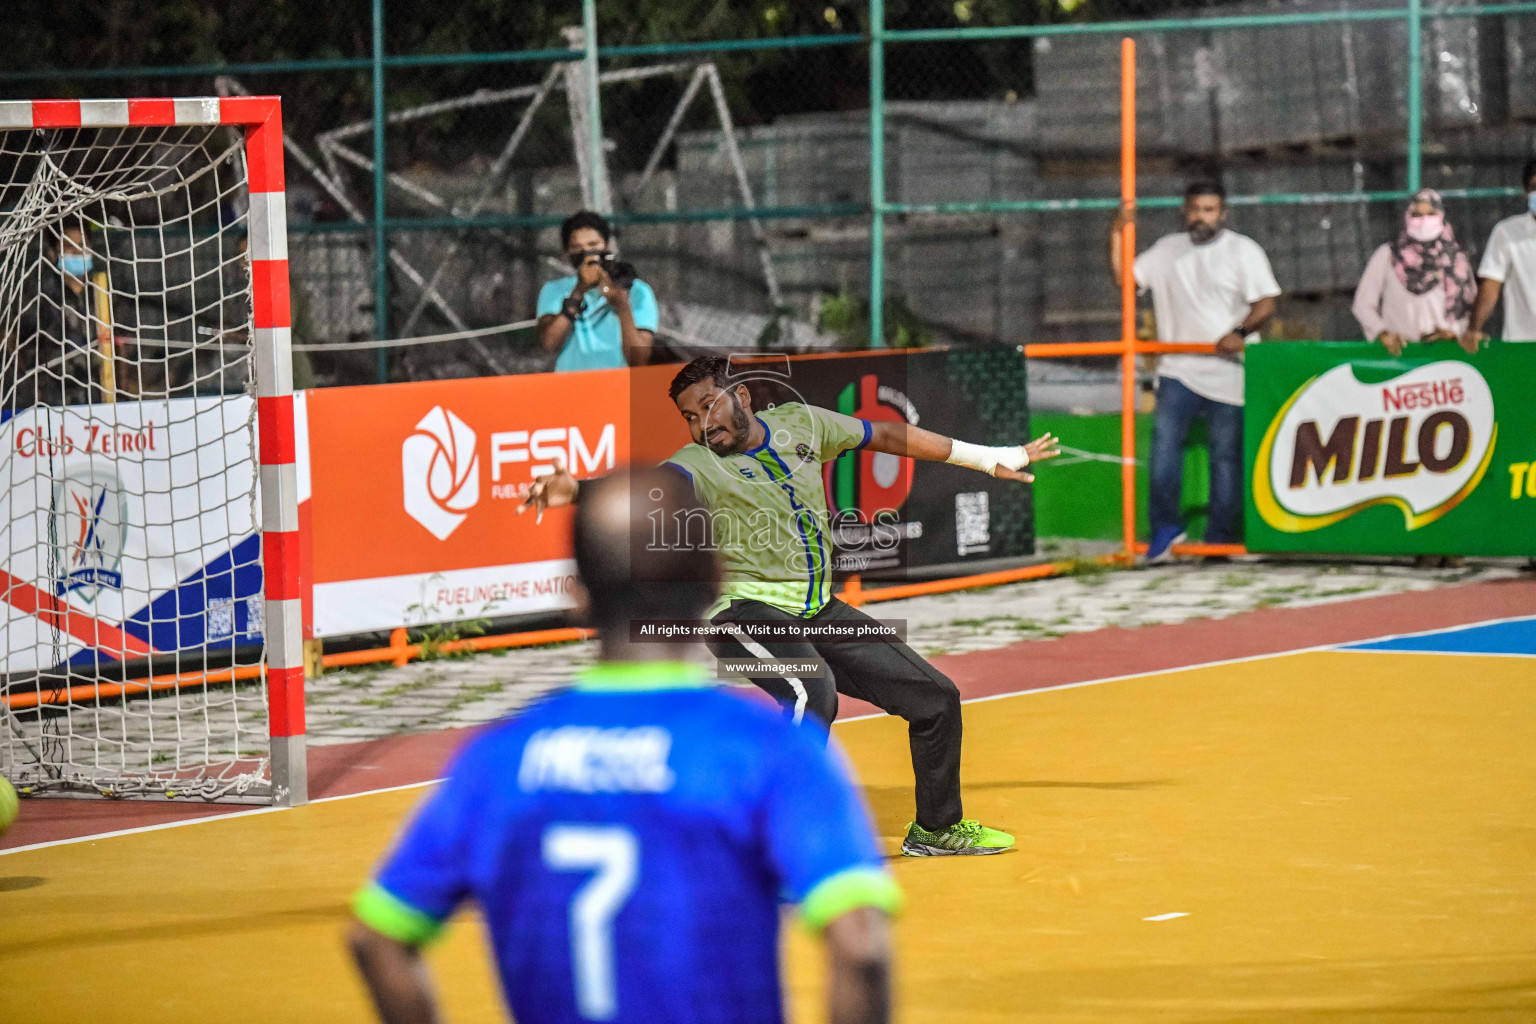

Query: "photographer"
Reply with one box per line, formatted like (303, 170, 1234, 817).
(537, 210, 656, 370)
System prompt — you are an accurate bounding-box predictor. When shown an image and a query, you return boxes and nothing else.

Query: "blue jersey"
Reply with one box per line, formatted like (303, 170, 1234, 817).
(354, 660, 900, 1024)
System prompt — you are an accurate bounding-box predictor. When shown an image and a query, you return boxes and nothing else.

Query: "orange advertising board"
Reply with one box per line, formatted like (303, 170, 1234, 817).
(302, 364, 687, 636)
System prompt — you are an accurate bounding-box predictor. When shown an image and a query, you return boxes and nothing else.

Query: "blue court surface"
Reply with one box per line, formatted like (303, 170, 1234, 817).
(1343, 615, 1536, 657)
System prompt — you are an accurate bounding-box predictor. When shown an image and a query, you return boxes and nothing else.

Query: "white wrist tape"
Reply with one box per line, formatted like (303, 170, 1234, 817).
(946, 440, 1029, 477)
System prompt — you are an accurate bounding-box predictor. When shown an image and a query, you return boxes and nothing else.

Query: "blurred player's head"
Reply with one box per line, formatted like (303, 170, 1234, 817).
(1522, 158, 1536, 195)
(669, 356, 755, 457)
(561, 210, 612, 264)
(1183, 180, 1226, 244)
(572, 468, 719, 641)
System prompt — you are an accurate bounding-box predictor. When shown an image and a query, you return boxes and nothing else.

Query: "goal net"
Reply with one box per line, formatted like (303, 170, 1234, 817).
(0, 98, 305, 805)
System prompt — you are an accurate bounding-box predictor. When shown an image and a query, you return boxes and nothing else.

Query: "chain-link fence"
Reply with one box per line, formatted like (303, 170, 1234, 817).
(4, 0, 1534, 392)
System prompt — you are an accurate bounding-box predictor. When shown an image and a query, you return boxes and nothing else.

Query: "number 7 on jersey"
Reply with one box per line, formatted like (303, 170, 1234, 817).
(542, 824, 640, 1021)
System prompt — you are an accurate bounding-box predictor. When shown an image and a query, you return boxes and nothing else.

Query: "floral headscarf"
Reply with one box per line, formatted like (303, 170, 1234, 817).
(1390, 188, 1477, 321)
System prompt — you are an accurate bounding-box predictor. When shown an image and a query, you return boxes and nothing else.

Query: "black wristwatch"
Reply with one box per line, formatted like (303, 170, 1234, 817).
(560, 296, 584, 322)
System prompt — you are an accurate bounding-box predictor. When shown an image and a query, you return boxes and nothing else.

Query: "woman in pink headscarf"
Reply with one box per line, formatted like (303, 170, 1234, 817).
(1352, 188, 1479, 355)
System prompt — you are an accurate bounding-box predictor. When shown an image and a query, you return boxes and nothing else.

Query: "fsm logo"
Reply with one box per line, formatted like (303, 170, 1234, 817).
(402, 407, 480, 540)
(1254, 361, 1497, 532)
(49, 468, 127, 601)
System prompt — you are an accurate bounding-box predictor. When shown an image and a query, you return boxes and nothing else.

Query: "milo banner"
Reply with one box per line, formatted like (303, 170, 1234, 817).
(1245, 342, 1536, 556)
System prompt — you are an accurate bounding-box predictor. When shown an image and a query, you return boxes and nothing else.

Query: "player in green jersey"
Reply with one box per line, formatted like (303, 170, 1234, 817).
(523, 355, 1059, 856)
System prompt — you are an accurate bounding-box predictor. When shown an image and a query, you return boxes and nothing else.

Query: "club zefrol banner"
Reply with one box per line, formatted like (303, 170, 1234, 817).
(1245, 341, 1536, 556)
(1, 397, 264, 675)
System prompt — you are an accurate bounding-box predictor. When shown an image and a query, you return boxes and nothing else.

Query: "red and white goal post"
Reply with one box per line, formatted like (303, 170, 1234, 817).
(0, 97, 306, 805)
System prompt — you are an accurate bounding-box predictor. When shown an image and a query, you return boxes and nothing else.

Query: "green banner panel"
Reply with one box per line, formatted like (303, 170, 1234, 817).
(1244, 341, 1536, 556)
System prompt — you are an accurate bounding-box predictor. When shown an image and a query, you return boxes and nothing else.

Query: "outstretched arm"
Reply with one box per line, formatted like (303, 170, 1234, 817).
(517, 462, 697, 521)
(866, 421, 1060, 483)
(517, 465, 581, 521)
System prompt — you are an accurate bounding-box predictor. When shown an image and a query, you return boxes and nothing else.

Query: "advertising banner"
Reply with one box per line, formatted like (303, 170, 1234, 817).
(1, 397, 263, 674)
(1245, 341, 1536, 556)
(721, 348, 1036, 576)
(301, 364, 687, 637)
(303, 348, 1036, 637)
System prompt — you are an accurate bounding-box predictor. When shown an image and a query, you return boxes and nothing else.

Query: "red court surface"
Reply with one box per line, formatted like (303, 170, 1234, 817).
(6, 575, 1534, 852)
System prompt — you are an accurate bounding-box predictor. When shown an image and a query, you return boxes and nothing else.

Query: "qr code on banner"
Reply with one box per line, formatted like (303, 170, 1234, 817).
(955, 491, 991, 556)
(206, 598, 234, 641)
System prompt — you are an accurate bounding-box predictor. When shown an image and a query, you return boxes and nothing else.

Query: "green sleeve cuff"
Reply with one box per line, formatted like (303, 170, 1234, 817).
(799, 866, 903, 932)
(352, 882, 446, 946)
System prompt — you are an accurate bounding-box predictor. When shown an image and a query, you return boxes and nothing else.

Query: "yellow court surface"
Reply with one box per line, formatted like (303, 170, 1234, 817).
(3, 649, 1534, 1023)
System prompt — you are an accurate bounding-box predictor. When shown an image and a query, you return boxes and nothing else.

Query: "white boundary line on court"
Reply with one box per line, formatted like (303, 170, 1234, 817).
(832, 609, 1536, 724)
(1335, 648, 1536, 659)
(0, 779, 440, 858)
(5, 609, 1533, 858)
(1328, 612, 1536, 657)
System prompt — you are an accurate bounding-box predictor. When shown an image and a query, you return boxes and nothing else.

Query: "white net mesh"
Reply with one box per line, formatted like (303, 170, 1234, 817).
(0, 119, 273, 801)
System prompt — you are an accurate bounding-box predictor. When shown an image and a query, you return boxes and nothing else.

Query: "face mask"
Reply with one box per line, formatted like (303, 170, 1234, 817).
(59, 254, 91, 278)
(1187, 221, 1219, 244)
(1405, 213, 1444, 242)
(1528, 191, 1536, 216)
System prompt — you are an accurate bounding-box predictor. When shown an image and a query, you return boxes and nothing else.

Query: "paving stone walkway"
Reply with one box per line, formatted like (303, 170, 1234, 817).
(305, 557, 1524, 746)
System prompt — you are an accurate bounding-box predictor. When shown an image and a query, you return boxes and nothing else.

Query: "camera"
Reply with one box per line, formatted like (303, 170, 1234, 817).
(598, 252, 637, 290)
(571, 250, 637, 291)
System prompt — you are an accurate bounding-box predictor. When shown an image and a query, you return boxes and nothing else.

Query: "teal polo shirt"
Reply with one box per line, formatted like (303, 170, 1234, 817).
(537, 275, 660, 372)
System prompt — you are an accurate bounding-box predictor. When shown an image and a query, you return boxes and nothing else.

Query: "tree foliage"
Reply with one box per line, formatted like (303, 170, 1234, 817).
(1, 0, 1205, 169)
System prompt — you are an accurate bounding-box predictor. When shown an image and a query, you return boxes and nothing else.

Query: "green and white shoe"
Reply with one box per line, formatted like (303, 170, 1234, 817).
(901, 819, 1015, 856)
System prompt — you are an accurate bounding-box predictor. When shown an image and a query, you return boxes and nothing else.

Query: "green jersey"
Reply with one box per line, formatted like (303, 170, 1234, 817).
(664, 403, 872, 618)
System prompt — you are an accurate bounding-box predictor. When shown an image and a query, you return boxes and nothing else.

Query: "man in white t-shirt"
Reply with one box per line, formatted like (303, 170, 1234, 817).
(1110, 180, 1281, 561)
(1464, 158, 1536, 347)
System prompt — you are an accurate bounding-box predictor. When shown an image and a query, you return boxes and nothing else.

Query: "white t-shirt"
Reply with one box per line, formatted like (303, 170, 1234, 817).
(1133, 229, 1282, 406)
(1477, 213, 1536, 341)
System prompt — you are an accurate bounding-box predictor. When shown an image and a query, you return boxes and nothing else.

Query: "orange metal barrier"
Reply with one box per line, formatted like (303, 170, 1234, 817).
(1024, 40, 1243, 562)
(839, 556, 1123, 609)
(1132, 542, 1247, 558)
(318, 626, 595, 670)
(2, 628, 596, 710)
(1119, 36, 1139, 562)
(4, 663, 265, 711)
(1022, 341, 1219, 357)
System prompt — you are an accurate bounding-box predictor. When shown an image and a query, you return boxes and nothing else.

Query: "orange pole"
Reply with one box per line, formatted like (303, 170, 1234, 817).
(4, 663, 266, 711)
(1131, 541, 1247, 558)
(388, 627, 410, 667)
(853, 555, 1119, 605)
(858, 561, 1070, 604)
(320, 626, 594, 670)
(1022, 341, 1218, 358)
(1119, 37, 1138, 563)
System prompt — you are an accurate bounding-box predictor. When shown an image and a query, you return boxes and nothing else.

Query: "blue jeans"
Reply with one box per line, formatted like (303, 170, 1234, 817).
(1150, 376, 1244, 544)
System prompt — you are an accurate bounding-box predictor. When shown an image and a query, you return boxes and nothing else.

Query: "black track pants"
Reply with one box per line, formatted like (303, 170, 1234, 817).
(708, 597, 964, 831)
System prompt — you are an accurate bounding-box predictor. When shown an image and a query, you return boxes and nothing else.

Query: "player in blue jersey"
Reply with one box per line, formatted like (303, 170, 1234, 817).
(348, 468, 900, 1024)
